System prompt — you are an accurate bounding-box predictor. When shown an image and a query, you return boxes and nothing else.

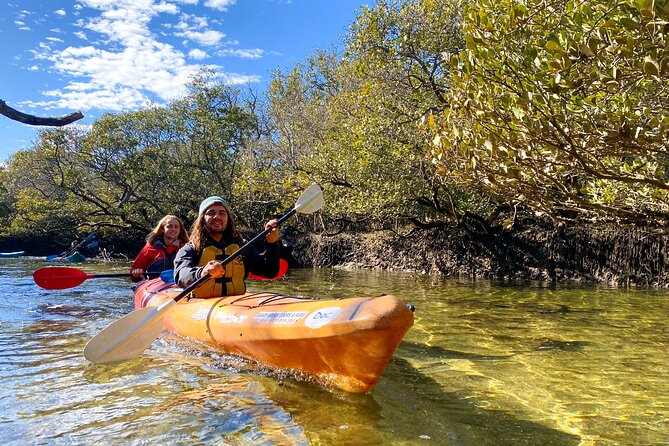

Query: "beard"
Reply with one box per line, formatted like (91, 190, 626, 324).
(206, 223, 226, 235)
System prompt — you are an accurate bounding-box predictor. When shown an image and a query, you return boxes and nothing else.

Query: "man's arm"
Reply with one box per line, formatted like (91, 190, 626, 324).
(174, 243, 203, 288)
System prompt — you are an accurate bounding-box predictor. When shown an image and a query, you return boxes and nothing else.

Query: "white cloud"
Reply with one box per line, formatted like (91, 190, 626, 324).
(46, 37, 64, 43)
(188, 48, 208, 60)
(218, 48, 264, 59)
(204, 0, 236, 11)
(26, 86, 150, 111)
(175, 14, 225, 46)
(15, 17, 31, 31)
(220, 72, 261, 85)
(54, 9, 66, 16)
(22, 0, 261, 112)
(180, 29, 224, 46)
(28, 1, 195, 110)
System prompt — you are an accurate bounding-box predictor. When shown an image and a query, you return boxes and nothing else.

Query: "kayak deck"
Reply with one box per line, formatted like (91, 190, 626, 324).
(135, 278, 414, 393)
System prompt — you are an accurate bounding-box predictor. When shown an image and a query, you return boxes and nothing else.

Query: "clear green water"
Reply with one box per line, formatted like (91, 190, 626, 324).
(0, 258, 667, 445)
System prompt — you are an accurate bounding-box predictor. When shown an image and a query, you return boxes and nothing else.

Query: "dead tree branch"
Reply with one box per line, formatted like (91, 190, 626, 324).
(0, 100, 83, 126)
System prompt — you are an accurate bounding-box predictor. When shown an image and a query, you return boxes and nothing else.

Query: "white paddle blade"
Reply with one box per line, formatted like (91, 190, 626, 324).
(84, 306, 165, 364)
(295, 184, 323, 215)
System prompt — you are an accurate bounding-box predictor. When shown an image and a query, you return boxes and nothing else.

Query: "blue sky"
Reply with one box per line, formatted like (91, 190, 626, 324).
(0, 0, 369, 162)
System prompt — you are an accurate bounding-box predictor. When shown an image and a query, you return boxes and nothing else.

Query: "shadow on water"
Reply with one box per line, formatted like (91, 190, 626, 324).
(490, 302, 606, 316)
(373, 355, 582, 446)
(402, 340, 515, 361)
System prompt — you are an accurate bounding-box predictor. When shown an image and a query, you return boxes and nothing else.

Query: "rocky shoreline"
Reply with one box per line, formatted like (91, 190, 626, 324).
(282, 222, 669, 287)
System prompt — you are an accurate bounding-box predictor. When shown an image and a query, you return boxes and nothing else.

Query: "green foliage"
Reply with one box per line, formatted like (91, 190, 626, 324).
(433, 0, 669, 225)
(264, 0, 472, 231)
(0, 167, 15, 235)
(3, 69, 268, 240)
(3, 128, 92, 237)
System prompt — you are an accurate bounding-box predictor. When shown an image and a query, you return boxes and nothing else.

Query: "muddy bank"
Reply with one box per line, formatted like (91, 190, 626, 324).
(282, 222, 669, 287)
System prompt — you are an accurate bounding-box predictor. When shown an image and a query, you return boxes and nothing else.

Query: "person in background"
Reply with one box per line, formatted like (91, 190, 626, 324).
(130, 215, 189, 282)
(174, 196, 279, 297)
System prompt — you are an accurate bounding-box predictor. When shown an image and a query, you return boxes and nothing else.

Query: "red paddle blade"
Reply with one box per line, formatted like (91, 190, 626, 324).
(33, 267, 90, 290)
(248, 258, 289, 281)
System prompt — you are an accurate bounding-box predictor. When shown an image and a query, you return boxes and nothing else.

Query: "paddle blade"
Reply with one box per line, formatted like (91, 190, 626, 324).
(33, 267, 89, 290)
(84, 306, 165, 364)
(295, 184, 323, 214)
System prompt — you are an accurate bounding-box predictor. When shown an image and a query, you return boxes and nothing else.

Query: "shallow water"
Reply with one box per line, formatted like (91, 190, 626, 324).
(0, 257, 667, 445)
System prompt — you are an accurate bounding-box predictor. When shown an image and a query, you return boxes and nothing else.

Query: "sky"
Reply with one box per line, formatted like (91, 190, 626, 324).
(0, 0, 369, 163)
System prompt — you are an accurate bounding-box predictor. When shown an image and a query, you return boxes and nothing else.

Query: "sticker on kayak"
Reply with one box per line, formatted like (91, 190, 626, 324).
(253, 311, 308, 325)
(305, 307, 342, 329)
(191, 308, 210, 321)
(193, 309, 249, 323)
(216, 313, 248, 324)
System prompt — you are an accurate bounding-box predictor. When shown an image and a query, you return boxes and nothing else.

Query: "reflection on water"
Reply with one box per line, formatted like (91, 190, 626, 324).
(0, 258, 667, 445)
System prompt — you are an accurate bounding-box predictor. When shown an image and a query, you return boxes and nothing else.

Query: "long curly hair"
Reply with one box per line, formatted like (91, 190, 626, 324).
(146, 215, 189, 245)
(189, 202, 243, 252)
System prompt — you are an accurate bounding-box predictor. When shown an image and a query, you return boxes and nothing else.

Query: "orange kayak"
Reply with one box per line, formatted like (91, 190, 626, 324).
(134, 278, 414, 393)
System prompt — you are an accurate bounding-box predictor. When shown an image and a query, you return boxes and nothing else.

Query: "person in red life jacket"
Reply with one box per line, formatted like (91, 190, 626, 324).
(173, 196, 279, 297)
(130, 215, 190, 282)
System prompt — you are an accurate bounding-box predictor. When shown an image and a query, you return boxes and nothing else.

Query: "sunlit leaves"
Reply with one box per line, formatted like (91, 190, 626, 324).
(432, 0, 669, 225)
(263, 0, 478, 230)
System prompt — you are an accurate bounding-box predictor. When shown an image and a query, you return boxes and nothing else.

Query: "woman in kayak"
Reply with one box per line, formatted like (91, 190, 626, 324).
(130, 215, 189, 282)
(173, 196, 279, 297)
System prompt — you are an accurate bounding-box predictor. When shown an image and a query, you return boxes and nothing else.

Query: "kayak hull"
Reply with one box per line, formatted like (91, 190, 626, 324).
(0, 251, 24, 258)
(134, 278, 414, 393)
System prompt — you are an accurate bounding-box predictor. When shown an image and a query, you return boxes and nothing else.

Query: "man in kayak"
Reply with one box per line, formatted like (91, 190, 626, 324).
(173, 196, 280, 297)
(130, 215, 190, 282)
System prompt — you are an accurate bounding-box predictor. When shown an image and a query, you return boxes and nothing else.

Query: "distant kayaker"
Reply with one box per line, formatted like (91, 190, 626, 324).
(174, 196, 280, 297)
(130, 215, 190, 282)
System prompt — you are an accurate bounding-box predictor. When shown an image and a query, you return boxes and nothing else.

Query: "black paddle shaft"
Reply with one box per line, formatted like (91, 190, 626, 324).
(93, 272, 164, 279)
